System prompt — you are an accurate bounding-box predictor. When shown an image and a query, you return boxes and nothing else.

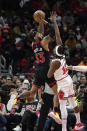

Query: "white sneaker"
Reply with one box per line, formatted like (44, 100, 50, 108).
(72, 123, 84, 131)
(13, 125, 22, 131)
(48, 110, 62, 124)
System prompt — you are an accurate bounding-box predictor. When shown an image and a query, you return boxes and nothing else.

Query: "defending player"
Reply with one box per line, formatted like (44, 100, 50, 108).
(47, 45, 84, 131)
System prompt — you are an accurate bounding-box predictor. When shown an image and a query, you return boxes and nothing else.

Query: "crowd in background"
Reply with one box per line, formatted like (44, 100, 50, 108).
(0, 0, 87, 74)
(0, 0, 87, 131)
(0, 72, 87, 131)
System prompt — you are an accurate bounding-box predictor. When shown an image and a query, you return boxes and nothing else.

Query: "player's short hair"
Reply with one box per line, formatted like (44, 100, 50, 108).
(28, 29, 37, 41)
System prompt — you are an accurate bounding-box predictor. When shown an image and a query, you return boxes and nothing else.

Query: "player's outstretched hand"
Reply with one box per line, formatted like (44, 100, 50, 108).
(49, 11, 57, 23)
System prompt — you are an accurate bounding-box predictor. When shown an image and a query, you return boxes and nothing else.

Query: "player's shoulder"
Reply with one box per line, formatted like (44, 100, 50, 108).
(32, 41, 40, 49)
(52, 58, 61, 63)
(51, 58, 61, 69)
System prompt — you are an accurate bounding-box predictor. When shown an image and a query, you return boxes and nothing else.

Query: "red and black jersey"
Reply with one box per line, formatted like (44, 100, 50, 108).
(32, 41, 56, 88)
(32, 42, 50, 67)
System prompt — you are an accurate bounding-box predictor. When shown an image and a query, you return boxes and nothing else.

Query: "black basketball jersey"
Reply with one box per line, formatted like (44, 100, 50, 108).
(32, 41, 50, 68)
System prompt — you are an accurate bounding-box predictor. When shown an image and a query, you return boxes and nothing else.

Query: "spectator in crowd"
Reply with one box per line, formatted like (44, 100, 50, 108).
(5, 89, 23, 131)
(65, 30, 77, 51)
(72, 72, 82, 85)
(0, 94, 7, 131)
(1, 75, 16, 104)
(80, 31, 87, 49)
(80, 91, 87, 131)
(52, 0, 64, 16)
(70, 42, 83, 65)
(62, 10, 75, 27)
(0, 0, 87, 131)
(83, 48, 87, 58)
(78, 56, 87, 66)
(75, 26, 82, 40)
(70, 0, 87, 25)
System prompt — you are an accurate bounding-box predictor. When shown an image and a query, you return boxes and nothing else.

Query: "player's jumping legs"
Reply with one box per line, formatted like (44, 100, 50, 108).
(68, 97, 84, 130)
(59, 100, 67, 131)
(30, 85, 38, 97)
(68, 97, 81, 124)
(52, 84, 60, 113)
(52, 84, 58, 95)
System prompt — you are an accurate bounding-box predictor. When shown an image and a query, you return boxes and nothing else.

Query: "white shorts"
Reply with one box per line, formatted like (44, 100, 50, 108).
(57, 75, 75, 100)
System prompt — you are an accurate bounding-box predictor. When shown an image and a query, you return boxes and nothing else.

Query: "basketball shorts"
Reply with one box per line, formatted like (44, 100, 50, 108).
(32, 66, 56, 88)
(57, 75, 75, 100)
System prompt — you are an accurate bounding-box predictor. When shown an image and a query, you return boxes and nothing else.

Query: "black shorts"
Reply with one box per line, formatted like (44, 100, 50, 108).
(32, 66, 56, 88)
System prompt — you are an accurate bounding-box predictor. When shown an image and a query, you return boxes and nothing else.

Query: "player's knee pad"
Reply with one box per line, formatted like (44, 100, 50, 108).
(60, 100, 67, 119)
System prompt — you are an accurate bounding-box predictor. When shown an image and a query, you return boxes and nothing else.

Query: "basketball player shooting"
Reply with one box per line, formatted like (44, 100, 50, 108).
(18, 11, 62, 102)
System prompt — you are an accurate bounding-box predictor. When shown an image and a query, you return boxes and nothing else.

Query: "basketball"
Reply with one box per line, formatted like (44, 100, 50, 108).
(33, 10, 45, 23)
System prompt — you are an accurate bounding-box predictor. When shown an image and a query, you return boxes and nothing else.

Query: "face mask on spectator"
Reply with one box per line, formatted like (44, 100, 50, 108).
(19, 75, 25, 80)
(63, 27, 67, 31)
(76, 72, 81, 77)
(76, 27, 80, 32)
(6, 77, 11, 80)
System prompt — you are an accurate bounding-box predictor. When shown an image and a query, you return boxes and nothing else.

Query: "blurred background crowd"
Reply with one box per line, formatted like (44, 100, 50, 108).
(0, 0, 87, 131)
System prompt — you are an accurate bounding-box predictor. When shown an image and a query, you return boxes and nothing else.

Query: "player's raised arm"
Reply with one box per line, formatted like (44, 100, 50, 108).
(50, 12, 62, 46)
(67, 65, 87, 73)
(38, 22, 44, 35)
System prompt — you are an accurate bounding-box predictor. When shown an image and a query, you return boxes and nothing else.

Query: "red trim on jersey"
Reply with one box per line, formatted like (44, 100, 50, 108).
(32, 42, 39, 49)
(49, 81, 56, 86)
(32, 84, 41, 88)
(34, 42, 38, 45)
(57, 74, 68, 81)
(0, 103, 4, 111)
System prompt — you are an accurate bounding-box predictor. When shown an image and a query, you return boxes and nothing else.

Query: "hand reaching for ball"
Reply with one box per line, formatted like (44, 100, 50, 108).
(49, 12, 57, 23)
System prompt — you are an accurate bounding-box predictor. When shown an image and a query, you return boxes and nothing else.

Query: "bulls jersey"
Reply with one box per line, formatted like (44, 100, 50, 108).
(53, 57, 74, 99)
(53, 57, 68, 81)
(32, 42, 50, 67)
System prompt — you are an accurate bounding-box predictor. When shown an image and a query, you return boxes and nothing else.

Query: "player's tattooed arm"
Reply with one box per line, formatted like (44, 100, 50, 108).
(38, 22, 44, 36)
(47, 60, 61, 78)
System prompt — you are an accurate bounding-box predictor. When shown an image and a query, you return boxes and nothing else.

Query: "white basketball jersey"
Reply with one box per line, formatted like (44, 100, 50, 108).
(53, 58, 68, 81)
